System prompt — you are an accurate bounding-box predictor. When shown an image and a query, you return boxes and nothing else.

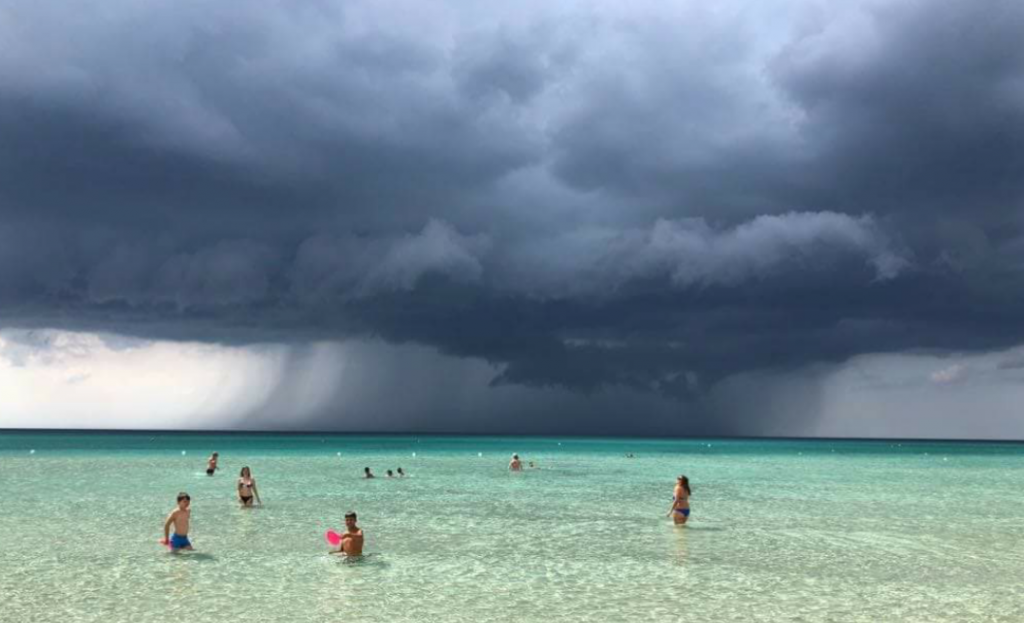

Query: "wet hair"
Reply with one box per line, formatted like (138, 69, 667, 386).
(512, 454, 519, 459)
(177, 492, 191, 502)
(397, 467, 404, 474)
(240, 466, 251, 477)
(386, 470, 393, 476)
(364, 467, 371, 473)
(677, 476, 692, 495)
(345, 511, 357, 520)
(211, 452, 218, 457)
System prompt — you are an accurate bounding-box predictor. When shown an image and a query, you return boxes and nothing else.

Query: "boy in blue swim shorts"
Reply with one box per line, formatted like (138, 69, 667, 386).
(161, 492, 194, 552)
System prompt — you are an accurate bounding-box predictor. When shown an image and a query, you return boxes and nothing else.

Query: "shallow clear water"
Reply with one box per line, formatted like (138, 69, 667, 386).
(1, 432, 1022, 622)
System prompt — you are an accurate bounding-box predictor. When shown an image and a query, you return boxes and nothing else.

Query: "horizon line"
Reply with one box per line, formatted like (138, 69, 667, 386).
(1, 427, 1022, 444)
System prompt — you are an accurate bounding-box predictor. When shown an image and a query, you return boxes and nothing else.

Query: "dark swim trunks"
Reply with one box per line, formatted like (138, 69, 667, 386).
(169, 533, 192, 549)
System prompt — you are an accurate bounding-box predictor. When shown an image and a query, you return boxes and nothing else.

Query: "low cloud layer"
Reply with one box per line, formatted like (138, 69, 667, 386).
(2, 0, 1024, 435)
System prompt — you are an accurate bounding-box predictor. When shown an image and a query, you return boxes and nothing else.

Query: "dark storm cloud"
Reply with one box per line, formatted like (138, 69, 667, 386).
(2, 0, 1024, 433)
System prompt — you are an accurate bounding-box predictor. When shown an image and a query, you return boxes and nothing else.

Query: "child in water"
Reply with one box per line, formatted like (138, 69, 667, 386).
(206, 452, 218, 476)
(161, 492, 194, 551)
(330, 511, 364, 557)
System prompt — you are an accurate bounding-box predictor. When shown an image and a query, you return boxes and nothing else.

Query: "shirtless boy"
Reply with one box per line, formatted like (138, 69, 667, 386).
(161, 492, 194, 552)
(330, 511, 364, 557)
(508, 454, 523, 471)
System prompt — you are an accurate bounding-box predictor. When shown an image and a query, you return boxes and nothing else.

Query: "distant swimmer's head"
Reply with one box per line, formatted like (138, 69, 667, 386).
(211, 452, 219, 458)
(177, 492, 191, 508)
(386, 470, 394, 477)
(397, 467, 405, 475)
(512, 454, 519, 460)
(240, 466, 251, 478)
(344, 511, 358, 528)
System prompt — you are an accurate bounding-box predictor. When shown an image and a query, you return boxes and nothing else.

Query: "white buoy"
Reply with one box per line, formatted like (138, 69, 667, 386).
(478, 452, 483, 457)
(337, 452, 341, 457)
(182, 451, 187, 455)
(412, 452, 417, 457)
(29, 449, 35, 455)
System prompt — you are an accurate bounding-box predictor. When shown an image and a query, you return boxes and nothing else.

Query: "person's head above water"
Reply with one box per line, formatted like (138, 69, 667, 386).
(344, 511, 358, 528)
(512, 454, 519, 460)
(677, 475, 691, 494)
(397, 467, 404, 475)
(176, 492, 191, 508)
(211, 452, 218, 458)
(386, 469, 393, 477)
(240, 466, 251, 478)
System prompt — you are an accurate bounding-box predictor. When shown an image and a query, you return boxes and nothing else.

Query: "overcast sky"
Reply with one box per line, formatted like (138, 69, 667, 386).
(2, 0, 1024, 438)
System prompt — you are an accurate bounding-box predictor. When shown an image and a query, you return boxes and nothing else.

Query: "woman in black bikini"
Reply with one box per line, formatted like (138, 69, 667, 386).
(237, 466, 262, 507)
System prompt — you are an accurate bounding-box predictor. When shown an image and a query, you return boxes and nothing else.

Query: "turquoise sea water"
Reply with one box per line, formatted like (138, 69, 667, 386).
(1, 432, 1022, 622)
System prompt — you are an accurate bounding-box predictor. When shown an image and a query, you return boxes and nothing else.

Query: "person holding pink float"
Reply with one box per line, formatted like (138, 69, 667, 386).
(328, 511, 364, 557)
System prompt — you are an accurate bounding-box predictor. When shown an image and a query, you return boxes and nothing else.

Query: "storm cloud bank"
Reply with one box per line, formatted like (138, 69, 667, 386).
(2, 0, 1024, 435)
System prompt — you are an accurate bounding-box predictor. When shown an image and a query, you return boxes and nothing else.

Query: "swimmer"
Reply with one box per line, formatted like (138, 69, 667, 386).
(237, 466, 261, 507)
(205, 452, 218, 476)
(363, 467, 375, 479)
(386, 469, 394, 478)
(666, 475, 692, 525)
(161, 492, 194, 552)
(397, 467, 405, 477)
(330, 511, 364, 557)
(528, 461, 536, 469)
(509, 454, 523, 471)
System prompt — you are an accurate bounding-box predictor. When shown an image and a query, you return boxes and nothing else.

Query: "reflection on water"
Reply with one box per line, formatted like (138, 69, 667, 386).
(170, 552, 217, 562)
(672, 525, 689, 565)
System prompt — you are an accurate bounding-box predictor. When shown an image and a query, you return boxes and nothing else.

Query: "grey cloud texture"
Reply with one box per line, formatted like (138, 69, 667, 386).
(2, 0, 1024, 435)
(501, 212, 907, 297)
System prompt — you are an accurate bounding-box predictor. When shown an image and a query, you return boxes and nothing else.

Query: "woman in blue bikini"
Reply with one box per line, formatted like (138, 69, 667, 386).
(666, 475, 691, 525)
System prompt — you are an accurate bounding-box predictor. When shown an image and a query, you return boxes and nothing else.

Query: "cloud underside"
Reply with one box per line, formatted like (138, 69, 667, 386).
(2, 0, 1024, 426)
